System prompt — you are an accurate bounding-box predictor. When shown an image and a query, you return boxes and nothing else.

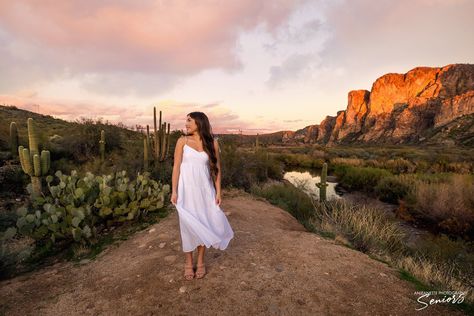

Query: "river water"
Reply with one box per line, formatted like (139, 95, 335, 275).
(282, 166, 432, 248)
(282, 166, 342, 201)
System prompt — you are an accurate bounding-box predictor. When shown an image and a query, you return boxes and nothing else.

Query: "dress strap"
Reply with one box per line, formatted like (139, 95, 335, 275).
(185, 135, 187, 144)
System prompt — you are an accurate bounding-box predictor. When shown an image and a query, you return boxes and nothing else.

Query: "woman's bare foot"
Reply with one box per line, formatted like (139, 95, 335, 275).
(184, 264, 194, 280)
(195, 263, 206, 279)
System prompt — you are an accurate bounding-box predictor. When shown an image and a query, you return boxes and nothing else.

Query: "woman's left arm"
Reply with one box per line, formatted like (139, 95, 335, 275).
(214, 138, 222, 196)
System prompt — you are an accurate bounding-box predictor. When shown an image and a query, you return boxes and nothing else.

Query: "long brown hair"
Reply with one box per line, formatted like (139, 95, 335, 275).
(186, 112, 219, 186)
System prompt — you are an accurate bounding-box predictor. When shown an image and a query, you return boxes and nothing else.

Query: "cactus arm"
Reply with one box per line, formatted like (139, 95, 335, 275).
(27, 118, 39, 157)
(10, 122, 18, 156)
(21, 148, 33, 175)
(33, 154, 41, 177)
(41, 150, 50, 175)
(18, 145, 26, 172)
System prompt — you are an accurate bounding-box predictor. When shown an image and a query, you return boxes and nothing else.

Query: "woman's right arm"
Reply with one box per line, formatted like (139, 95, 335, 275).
(171, 136, 185, 203)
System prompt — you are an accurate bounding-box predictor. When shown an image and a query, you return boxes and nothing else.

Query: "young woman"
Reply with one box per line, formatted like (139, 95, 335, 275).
(170, 112, 234, 280)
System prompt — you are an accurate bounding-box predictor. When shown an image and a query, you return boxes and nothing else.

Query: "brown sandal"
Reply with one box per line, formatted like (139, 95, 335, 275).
(184, 264, 194, 280)
(195, 264, 206, 279)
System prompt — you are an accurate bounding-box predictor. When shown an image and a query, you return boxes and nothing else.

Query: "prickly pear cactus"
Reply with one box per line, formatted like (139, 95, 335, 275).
(10, 169, 171, 246)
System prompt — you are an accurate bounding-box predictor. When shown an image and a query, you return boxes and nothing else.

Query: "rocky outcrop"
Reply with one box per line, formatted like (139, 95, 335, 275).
(282, 131, 296, 143)
(282, 63, 474, 146)
(317, 115, 337, 143)
(293, 125, 319, 143)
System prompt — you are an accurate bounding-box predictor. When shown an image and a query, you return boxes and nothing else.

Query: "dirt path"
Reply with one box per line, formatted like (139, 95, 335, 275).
(0, 189, 464, 315)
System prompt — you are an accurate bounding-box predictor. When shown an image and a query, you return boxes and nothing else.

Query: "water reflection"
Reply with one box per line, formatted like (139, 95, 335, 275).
(283, 170, 342, 201)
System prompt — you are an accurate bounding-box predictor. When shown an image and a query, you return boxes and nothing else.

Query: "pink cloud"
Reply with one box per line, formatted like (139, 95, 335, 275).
(0, 1, 302, 75)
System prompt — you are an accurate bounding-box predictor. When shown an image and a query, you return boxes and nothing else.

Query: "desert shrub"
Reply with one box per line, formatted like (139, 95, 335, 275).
(374, 174, 415, 204)
(333, 165, 392, 194)
(0, 164, 29, 195)
(384, 158, 417, 174)
(413, 173, 474, 238)
(330, 157, 365, 167)
(250, 181, 314, 228)
(220, 141, 283, 191)
(53, 119, 122, 163)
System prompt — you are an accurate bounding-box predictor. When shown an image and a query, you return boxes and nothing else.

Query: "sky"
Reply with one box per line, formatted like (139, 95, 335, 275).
(1, 0, 473, 134)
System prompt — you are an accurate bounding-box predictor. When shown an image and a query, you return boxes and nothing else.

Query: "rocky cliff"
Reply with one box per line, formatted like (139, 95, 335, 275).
(286, 63, 474, 146)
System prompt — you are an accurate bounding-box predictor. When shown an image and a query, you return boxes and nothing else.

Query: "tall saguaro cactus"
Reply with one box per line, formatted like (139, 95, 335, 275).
(152, 107, 171, 163)
(99, 130, 106, 162)
(316, 162, 328, 202)
(153, 107, 159, 162)
(18, 118, 50, 197)
(143, 136, 149, 171)
(146, 124, 150, 151)
(159, 122, 165, 161)
(10, 122, 18, 157)
(165, 123, 171, 160)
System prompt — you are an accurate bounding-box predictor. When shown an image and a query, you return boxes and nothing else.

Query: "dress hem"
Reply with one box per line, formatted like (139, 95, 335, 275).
(182, 235, 233, 253)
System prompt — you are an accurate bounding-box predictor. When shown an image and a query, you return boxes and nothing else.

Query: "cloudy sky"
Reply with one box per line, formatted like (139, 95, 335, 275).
(1, 0, 473, 134)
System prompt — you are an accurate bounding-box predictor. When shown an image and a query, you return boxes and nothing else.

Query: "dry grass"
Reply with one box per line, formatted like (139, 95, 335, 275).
(415, 174, 474, 229)
(308, 196, 474, 304)
(393, 255, 473, 303)
(311, 198, 406, 255)
(329, 157, 365, 167)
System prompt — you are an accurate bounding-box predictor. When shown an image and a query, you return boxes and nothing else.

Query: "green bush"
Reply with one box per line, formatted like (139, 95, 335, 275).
(374, 175, 414, 204)
(250, 181, 314, 228)
(334, 165, 392, 194)
(0, 164, 29, 195)
(274, 152, 324, 169)
(220, 141, 283, 191)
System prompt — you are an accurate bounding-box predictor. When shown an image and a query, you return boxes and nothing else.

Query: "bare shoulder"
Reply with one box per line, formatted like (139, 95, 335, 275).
(178, 135, 186, 144)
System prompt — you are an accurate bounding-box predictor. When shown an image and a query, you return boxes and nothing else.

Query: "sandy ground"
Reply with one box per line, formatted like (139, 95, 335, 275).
(0, 188, 465, 316)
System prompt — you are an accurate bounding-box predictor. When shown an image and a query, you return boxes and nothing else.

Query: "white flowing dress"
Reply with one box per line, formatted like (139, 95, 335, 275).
(176, 139, 234, 252)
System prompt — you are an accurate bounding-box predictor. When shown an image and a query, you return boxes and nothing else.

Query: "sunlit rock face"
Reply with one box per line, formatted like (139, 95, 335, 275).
(283, 64, 474, 145)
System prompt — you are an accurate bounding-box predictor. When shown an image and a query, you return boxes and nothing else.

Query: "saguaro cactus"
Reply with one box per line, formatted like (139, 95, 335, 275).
(143, 136, 149, 171)
(153, 107, 159, 162)
(315, 162, 328, 202)
(165, 123, 171, 160)
(99, 130, 106, 162)
(146, 124, 151, 152)
(18, 118, 50, 197)
(159, 122, 165, 161)
(152, 107, 171, 163)
(10, 122, 18, 157)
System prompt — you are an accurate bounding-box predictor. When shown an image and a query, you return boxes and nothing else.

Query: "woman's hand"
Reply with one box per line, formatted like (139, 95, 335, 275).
(215, 192, 221, 206)
(171, 192, 177, 205)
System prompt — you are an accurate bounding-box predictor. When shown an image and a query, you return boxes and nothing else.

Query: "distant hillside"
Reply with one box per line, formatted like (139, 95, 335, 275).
(0, 105, 144, 153)
(281, 63, 474, 147)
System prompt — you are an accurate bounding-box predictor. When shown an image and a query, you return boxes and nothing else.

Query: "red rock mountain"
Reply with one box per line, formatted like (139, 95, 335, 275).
(287, 64, 474, 146)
